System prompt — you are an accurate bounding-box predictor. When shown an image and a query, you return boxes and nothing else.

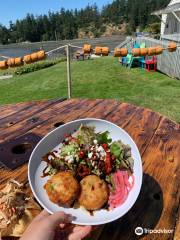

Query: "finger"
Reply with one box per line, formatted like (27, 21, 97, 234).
(69, 226, 92, 240)
(47, 212, 74, 228)
(33, 210, 50, 222)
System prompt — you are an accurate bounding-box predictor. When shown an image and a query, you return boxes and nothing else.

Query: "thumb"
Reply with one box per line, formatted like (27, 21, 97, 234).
(46, 211, 74, 229)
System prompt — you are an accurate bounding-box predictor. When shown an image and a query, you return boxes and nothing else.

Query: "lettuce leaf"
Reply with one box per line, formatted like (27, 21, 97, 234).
(97, 131, 112, 144)
(76, 124, 96, 145)
(110, 141, 124, 159)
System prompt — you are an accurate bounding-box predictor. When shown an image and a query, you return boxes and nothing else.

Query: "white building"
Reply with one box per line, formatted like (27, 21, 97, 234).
(152, 0, 180, 42)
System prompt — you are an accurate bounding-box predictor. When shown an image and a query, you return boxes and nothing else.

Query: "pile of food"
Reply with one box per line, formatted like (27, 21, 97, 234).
(42, 124, 135, 212)
(0, 180, 41, 237)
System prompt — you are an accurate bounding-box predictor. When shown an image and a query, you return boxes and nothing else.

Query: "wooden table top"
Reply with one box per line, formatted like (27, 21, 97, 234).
(0, 98, 179, 240)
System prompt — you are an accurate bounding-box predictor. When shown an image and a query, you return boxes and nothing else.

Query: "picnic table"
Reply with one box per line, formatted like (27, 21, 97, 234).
(0, 98, 179, 240)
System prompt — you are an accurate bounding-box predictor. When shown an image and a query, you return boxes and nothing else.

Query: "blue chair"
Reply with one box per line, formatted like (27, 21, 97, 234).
(138, 42, 146, 69)
(138, 57, 146, 69)
(122, 54, 133, 67)
(133, 42, 140, 49)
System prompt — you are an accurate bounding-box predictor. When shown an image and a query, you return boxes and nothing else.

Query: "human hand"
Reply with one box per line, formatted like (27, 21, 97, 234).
(20, 210, 92, 240)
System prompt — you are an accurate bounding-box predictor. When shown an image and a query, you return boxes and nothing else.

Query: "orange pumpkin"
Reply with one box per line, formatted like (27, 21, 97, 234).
(155, 46, 163, 55)
(83, 44, 91, 54)
(148, 47, 156, 56)
(37, 50, 46, 60)
(168, 42, 177, 52)
(101, 47, 109, 56)
(14, 57, 23, 66)
(30, 52, 38, 62)
(23, 55, 32, 64)
(140, 48, 148, 56)
(132, 48, 140, 57)
(95, 47, 102, 55)
(114, 48, 128, 57)
(0, 60, 8, 70)
(7, 58, 16, 67)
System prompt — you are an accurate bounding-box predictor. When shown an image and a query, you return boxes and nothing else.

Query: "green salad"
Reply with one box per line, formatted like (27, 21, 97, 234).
(42, 124, 134, 180)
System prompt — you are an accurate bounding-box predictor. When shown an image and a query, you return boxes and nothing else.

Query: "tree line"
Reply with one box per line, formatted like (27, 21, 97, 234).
(0, 0, 170, 44)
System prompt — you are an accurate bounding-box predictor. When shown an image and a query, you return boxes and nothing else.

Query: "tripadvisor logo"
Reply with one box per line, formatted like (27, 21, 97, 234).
(135, 227, 174, 235)
(135, 227, 143, 235)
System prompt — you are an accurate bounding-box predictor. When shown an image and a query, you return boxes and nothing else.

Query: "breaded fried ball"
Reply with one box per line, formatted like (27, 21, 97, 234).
(78, 175, 109, 210)
(44, 171, 80, 207)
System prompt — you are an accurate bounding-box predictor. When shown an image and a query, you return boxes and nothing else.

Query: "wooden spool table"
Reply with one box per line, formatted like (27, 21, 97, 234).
(0, 98, 179, 240)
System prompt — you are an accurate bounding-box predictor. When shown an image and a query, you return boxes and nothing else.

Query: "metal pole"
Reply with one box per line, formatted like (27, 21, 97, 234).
(66, 44, 72, 99)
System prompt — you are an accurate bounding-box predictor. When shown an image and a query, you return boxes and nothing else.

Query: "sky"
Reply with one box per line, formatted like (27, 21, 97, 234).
(0, 0, 112, 27)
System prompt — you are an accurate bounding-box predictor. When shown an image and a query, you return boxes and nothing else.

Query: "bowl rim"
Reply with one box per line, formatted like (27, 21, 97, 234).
(28, 118, 143, 225)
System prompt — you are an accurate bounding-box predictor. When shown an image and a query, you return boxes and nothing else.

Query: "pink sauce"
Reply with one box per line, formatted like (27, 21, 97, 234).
(108, 170, 135, 209)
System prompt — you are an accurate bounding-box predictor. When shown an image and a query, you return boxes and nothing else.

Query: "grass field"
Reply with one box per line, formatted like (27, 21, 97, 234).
(0, 56, 180, 123)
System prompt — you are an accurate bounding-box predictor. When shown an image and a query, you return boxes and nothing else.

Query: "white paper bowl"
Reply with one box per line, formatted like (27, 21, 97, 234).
(28, 118, 142, 225)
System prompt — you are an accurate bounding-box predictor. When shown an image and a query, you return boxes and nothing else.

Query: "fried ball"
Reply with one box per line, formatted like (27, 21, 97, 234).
(44, 171, 80, 207)
(78, 175, 109, 210)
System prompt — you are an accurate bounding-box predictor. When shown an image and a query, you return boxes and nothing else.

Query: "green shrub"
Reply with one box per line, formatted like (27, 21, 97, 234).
(14, 58, 66, 75)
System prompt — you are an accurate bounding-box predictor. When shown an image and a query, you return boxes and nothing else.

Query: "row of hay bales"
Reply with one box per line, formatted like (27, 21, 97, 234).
(0, 42, 177, 70)
(0, 50, 46, 70)
(83, 44, 110, 56)
(83, 42, 177, 57)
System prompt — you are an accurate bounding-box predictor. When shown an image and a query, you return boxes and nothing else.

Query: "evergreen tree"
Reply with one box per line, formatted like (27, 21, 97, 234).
(0, 0, 170, 44)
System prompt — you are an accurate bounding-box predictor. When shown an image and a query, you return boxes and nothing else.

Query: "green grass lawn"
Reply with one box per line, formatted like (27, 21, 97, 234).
(0, 56, 180, 123)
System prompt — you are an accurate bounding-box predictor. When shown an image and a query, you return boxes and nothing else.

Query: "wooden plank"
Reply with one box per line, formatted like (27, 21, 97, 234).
(0, 98, 85, 142)
(103, 103, 162, 156)
(0, 98, 64, 129)
(29, 99, 120, 137)
(141, 118, 180, 240)
(174, 202, 180, 240)
(98, 117, 180, 240)
(0, 99, 104, 187)
(120, 107, 162, 155)
(0, 99, 179, 240)
(0, 99, 59, 120)
(0, 99, 121, 188)
(0, 101, 37, 120)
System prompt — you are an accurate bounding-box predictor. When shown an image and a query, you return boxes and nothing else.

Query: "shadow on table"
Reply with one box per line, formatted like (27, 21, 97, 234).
(89, 173, 163, 240)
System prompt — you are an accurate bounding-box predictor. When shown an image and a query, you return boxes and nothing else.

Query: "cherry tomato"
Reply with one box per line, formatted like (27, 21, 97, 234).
(102, 143, 108, 150)
(79, 151, 85, 158)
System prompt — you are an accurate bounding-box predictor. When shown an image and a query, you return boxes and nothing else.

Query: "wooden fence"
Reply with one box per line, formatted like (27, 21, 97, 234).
(119, 36, 180, 80)
(136, 37, 180, 80)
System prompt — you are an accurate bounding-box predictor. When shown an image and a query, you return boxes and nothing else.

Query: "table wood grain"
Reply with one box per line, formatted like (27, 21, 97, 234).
(0, 99, 179, 240)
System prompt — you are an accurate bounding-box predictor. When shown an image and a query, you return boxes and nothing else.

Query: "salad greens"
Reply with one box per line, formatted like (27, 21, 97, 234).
(42, 124, 134, 179)
(97, 131, 112, 145)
